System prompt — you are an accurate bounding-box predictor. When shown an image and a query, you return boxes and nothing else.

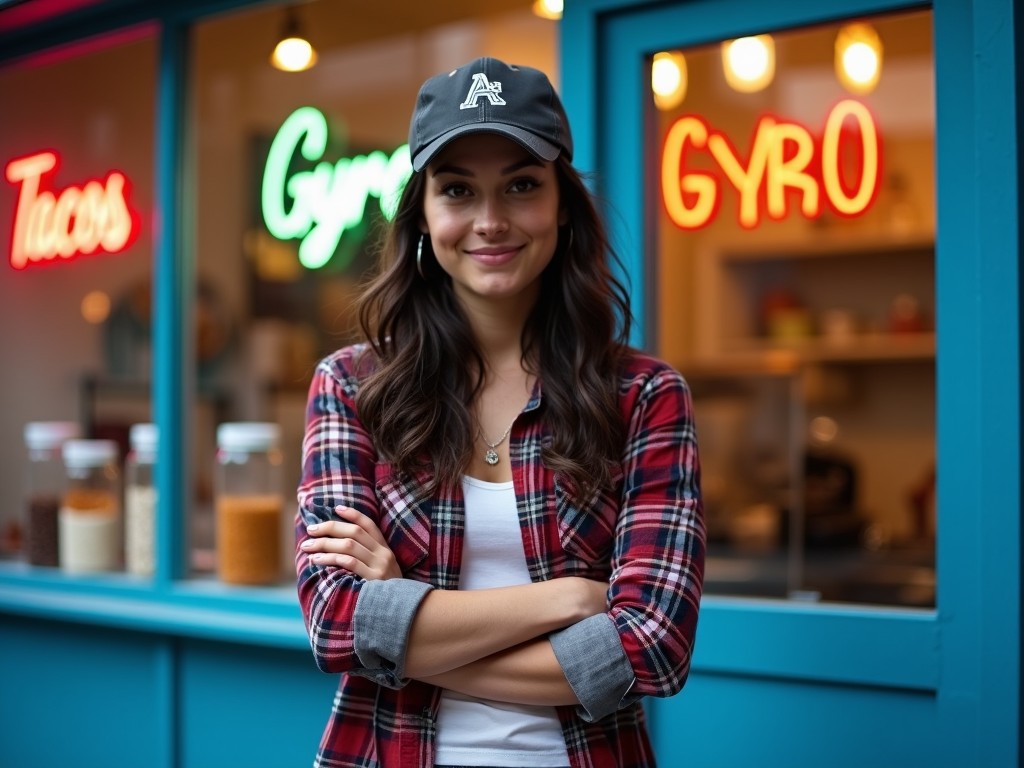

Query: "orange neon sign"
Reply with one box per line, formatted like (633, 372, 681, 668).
(661, 99, 881, 230)
(5, 150, 138, 269)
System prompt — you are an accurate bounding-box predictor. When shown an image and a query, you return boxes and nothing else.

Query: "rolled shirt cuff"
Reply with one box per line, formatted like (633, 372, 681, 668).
(352, 578, 433, 688)
(549, 612, 636, 722)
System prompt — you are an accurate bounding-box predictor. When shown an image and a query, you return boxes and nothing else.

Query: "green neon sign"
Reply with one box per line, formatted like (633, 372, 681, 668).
(261, 106, 412, 270)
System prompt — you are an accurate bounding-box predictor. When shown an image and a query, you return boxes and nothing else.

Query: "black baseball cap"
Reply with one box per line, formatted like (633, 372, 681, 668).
(409, 57, 573, 172)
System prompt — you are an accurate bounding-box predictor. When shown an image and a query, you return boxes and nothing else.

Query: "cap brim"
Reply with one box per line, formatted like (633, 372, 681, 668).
(412, 123, 561, 172)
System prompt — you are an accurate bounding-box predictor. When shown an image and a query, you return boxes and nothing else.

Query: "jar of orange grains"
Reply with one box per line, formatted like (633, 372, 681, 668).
(215, 422, 283, 585)
(59, 438, 121, 573)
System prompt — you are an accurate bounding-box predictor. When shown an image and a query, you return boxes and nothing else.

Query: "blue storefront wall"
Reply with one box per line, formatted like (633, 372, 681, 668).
(562, 0, 1021, 765)
(0, 0, 1020, 766)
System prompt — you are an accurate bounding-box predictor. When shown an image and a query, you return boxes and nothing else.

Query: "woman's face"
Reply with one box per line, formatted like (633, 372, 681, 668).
(422, 133, 565, 312)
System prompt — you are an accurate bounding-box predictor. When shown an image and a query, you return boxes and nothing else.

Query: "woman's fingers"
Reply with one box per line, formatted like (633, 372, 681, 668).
(303, 536, 394, 580)
(302, 507, 401, 580)
(305, 508, 386, 545)
(305, 519, 371, 546)
(334, 506, 389, 546)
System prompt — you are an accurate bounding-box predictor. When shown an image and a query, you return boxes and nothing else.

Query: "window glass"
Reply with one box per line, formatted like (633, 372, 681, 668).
(649, 11, 935, 606)
(0, 32, 156, 565)
(188, 0, 558, 583)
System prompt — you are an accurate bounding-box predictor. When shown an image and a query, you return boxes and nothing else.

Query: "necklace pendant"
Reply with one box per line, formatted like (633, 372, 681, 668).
(484, 449, 500, 466)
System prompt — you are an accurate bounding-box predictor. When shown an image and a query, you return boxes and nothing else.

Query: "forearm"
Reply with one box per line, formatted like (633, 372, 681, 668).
(418, 638, 579, 706)
(404, 577, 596, 678)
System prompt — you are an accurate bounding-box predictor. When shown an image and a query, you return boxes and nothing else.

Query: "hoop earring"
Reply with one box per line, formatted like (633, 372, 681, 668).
(416, 234, 426, 279)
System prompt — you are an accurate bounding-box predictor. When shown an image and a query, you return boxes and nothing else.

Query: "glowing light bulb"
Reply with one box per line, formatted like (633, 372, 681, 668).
(532, 0, 562, 20)
(651, 51, 687, 110)
(722, 35, 775, 93)
(836, 23, 882, 94)
(271, 36, 317, 73)
(81, 290, 111, 324)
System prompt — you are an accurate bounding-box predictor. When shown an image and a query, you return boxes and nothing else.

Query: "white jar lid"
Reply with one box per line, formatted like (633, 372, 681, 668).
(217, 422, 280, 451)
(25, 421, 81, 451)
(63, 438, 119, 468)
(130, 423, 158, 453)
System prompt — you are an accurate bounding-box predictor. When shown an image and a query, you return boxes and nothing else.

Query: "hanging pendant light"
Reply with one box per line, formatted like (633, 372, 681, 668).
(721, 34, 775, 93)
(532, 0, 563, 20)
(651, 51, 687, 111)
(835, 23, 883, 94)
(271, 5, 317, 73)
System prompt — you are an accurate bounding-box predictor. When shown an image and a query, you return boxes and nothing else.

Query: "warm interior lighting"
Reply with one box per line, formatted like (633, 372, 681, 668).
(835, 23, 882, 94)
(532, 0, 563, 20)
(721, 35, 775, 93)
(81, 290, 111, 324)
(651, 51, 687, 111)
(270, 6, 317, 73)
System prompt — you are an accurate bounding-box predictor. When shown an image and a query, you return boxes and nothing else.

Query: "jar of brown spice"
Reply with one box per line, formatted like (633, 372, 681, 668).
(23, 421, 80, 567)
(215, 423, 283, 586)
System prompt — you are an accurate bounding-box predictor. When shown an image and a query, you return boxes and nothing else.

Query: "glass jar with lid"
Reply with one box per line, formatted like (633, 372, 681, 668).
(215, 422, 283, 585)
(124, 423, 157, 577)
(23, 421, 80, 566)
(60, 438, 121, 573)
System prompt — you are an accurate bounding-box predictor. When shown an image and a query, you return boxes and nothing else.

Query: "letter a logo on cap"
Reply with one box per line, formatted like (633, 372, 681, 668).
(460, 73, 506, 110)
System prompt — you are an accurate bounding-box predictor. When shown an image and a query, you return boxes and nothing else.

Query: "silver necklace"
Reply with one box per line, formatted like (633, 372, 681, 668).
(479, 417, 516, 466)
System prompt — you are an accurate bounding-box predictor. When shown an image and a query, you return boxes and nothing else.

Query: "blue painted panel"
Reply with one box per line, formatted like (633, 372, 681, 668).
(0, 616, 172, 768)
(650, 672, 941, 768)
(695, 598, 939, 691)
(932, 0, 1022, 763)
(178, 639, 337, 768)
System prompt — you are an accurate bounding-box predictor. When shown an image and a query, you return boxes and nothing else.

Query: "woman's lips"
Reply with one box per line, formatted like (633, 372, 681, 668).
(466, 245, 523, 266)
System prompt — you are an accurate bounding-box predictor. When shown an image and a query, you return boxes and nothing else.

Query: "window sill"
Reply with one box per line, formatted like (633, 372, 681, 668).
(0, 561, 309, 650)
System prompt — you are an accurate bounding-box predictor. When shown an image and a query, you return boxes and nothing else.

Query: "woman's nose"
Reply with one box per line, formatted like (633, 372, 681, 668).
(474, 197, 509, 237)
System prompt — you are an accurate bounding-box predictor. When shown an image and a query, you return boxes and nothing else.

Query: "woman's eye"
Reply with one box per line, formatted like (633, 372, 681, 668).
(509, 178, 539, 193)
(441, 183, 471, 198)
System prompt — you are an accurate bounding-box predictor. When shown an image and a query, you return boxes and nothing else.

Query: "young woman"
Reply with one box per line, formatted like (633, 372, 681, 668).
(296, 57, 705, 768)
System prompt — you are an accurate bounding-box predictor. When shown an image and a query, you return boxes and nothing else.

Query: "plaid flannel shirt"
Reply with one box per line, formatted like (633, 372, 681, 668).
(296, 343, 705, 768)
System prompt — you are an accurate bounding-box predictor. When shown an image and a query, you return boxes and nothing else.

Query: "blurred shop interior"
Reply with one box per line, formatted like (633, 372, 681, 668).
(0, 1, 935, 607)
(651, 10, 935, 606)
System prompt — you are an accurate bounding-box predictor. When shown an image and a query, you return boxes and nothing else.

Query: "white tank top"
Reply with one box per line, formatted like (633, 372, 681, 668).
(433, 476, 571, 768)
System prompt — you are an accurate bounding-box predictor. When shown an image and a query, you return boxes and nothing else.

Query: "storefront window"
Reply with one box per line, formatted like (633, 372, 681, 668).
(650, 11, 935, 606)
(187, 0, 558, 582)
(0, 32, 156, 565)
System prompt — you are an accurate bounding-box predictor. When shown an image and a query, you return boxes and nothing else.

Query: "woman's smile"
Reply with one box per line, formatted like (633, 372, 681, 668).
(465, 243, 525, 265)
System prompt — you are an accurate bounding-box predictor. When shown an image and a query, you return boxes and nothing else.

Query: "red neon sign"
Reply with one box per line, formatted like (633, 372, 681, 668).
(661, 99, 881, 230)
(5, 150, 139, 269)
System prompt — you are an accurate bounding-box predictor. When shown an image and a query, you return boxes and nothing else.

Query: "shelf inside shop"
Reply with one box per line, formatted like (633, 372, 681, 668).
(686, 331, 936, 376)
(717, 233, 935, 264)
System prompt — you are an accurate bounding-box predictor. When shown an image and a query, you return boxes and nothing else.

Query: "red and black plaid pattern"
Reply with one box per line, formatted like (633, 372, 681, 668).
(296, 344, 705, 768)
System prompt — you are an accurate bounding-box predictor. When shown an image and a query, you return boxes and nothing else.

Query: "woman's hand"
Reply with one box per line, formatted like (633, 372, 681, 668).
(301, 507, 402, 580)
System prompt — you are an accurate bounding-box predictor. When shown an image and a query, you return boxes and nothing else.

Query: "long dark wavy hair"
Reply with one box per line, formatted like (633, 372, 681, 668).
(355, 155, 633, 498)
